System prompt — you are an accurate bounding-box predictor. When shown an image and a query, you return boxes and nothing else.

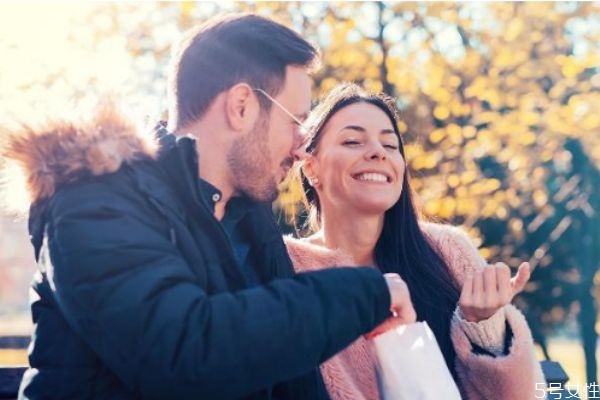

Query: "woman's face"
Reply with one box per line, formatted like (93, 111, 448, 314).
(305, 102, 405, 217)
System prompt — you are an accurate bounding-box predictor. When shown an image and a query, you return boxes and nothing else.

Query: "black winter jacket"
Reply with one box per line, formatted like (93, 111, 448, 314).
(5, 108, 391, 399)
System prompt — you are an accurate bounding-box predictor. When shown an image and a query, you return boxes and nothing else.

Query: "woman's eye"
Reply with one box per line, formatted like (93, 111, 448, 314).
(384, 144, 399, 150)
(342, 139, 361, 146)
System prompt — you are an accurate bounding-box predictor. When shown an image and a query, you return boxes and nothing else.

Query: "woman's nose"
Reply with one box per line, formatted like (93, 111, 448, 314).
(364, 142, 386, 160)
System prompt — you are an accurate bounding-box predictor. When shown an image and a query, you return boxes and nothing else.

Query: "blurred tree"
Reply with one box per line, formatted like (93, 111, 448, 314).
(270, 1, 600, 382)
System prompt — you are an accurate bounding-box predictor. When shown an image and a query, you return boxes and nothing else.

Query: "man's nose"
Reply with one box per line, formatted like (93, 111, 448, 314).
(292, 144, 309, 161)
(291, 132, 310, 161)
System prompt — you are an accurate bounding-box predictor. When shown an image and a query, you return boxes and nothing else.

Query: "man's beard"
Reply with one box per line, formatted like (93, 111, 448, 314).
(227, 115, 279, 202)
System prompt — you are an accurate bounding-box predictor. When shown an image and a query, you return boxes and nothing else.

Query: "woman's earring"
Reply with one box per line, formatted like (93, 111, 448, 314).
(308, 177, 320, 187)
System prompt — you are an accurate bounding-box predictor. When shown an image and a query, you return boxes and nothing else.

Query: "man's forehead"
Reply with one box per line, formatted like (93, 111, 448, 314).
(279, 67, 312, 113)
(282, 66, 312, 94)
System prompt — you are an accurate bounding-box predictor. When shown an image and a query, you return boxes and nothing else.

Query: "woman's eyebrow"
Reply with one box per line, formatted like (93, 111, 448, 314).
(337, 125, 366, 133)
(337, 125, 395, 134)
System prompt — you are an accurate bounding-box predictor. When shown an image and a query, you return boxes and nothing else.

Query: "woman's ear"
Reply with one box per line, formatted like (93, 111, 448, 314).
(225, 83, 259, 131)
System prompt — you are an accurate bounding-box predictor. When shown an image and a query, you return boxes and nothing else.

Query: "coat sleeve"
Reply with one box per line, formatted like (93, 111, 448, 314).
(45, 181, 392, 399)
(422, 223, 547, 400)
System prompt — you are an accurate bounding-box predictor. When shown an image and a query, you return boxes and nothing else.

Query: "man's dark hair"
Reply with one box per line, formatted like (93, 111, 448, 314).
(167, 13, 319, 130)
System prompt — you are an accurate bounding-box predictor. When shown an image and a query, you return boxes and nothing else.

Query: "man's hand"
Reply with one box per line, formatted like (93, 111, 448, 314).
(366, 273, 416, 339)
(459, 262, 531, 322)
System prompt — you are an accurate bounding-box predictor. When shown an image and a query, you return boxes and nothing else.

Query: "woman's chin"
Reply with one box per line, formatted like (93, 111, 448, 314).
(352, 199, 397, 215)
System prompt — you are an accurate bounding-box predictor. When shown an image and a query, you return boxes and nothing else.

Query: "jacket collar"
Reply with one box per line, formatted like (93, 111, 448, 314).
(153, 129, 284, 246)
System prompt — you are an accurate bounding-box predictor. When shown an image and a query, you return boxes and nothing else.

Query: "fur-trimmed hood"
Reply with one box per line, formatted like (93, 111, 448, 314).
(1, 103, 158, 214)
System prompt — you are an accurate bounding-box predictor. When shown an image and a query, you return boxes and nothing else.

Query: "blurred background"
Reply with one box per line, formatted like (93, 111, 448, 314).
(1, 0, 599, 395)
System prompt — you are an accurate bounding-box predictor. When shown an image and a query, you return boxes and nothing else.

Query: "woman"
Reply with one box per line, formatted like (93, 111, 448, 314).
(285, 83, 545, 399)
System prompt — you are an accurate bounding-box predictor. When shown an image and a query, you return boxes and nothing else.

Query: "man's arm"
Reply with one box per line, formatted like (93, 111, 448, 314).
(45, 183, 391, 398)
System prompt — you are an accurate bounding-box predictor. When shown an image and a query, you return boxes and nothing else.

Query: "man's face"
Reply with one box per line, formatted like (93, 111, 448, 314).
(227, 66, 311, 202)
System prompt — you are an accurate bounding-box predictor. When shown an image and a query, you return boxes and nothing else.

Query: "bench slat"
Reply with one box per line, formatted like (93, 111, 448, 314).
(0, 366, 26, 399)
(0, 337, 29, 350)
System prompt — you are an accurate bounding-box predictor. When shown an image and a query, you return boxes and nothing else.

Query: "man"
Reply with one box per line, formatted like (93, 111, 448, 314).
(3, 13, 414, 399)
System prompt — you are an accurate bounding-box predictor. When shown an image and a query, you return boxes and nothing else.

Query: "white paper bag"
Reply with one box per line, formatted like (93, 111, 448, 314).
(372, 321, 462, 400)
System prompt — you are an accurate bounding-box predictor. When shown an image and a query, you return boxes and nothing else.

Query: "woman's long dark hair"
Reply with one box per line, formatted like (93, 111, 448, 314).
(300, 83, 461, 377)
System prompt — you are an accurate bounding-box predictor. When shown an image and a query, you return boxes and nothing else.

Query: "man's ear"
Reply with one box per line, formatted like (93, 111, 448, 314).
(225, 83, 259, 131)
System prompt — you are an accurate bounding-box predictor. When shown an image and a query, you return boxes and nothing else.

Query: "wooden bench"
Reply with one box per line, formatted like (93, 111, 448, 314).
(0, 336, 28, 400)
(542, 359, 569, 385)
(0, 338, 29, 350)
(0, 367, 26, 400)
(542, 360, 576, 399)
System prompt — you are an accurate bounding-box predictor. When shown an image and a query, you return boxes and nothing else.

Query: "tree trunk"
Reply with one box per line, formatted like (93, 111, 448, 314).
(376, 2, 394, 95)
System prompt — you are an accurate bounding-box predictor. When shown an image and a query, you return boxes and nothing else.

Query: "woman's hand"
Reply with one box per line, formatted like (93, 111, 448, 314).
(458, 262, 531, 323)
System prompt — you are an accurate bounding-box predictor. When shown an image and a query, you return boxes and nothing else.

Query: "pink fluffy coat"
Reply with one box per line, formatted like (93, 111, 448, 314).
(285, 222, 546, 400)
